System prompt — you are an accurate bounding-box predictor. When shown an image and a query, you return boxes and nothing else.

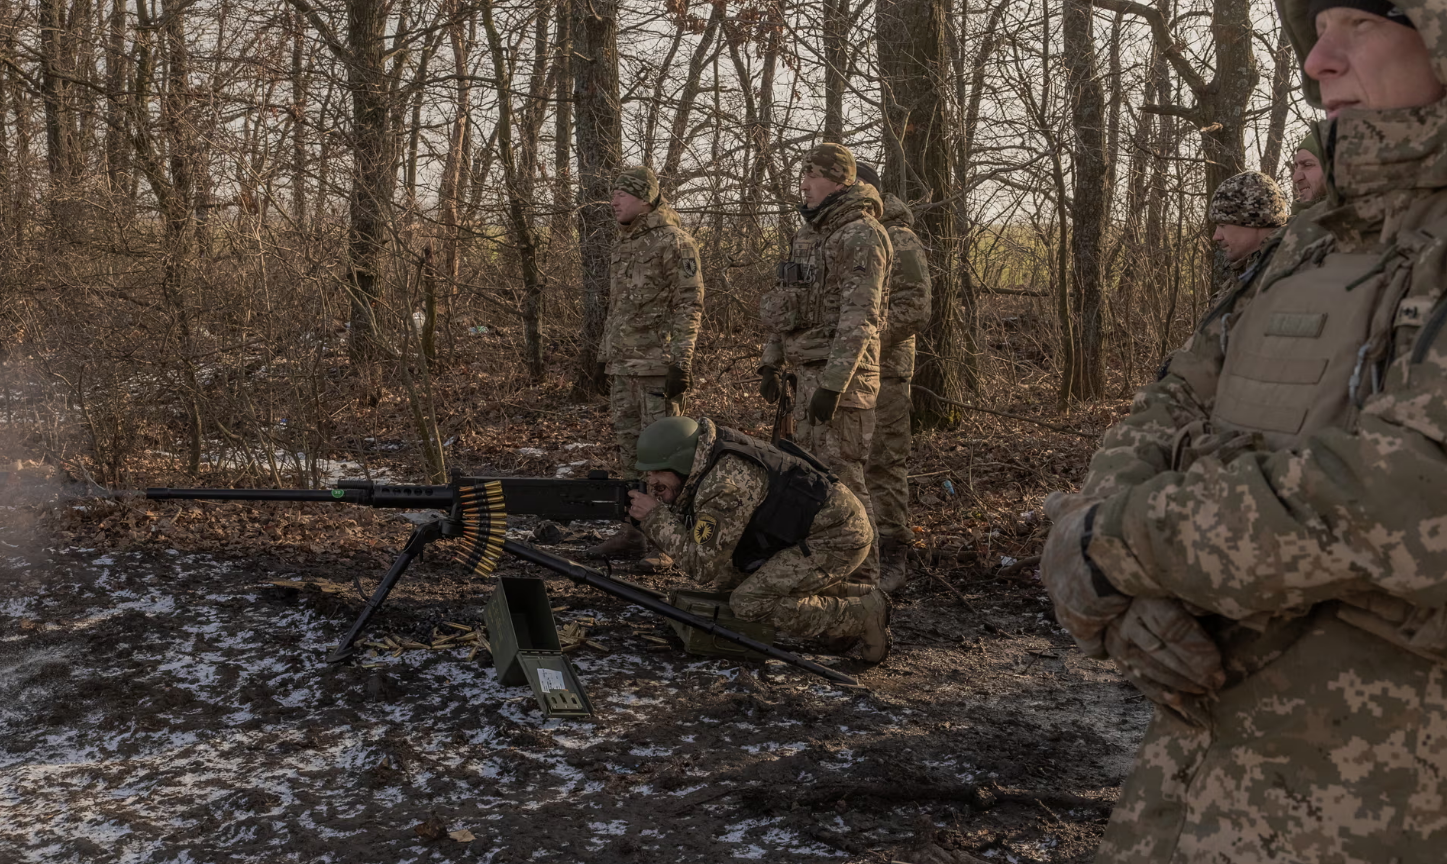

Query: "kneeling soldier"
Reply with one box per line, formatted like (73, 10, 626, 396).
(625, 416, 892, 662)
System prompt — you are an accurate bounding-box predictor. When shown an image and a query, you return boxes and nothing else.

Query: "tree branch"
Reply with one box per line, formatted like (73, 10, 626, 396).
(1085, 0, 1210, 95)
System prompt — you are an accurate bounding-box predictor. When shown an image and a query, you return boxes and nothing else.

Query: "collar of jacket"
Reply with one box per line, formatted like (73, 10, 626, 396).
(1316, 100, 1447, 245)
(796, 182, 884, 231)
(621, 204, 681, 240)
(675, 417, 719, 513)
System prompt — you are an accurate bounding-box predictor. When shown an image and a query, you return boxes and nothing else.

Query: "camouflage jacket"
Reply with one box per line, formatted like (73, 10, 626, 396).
(879, 193, 932, 380)
(1077, 27, 1447, 859)
(601, 205, 705, 376)
(760, 183, 890, 407)
(640, 418, 870, 590)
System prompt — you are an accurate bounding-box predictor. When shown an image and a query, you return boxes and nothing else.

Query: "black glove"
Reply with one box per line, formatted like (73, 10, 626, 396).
(806, 387, 843, 424)
(663, 364, 690, 399)
(758, 365, 782, 404)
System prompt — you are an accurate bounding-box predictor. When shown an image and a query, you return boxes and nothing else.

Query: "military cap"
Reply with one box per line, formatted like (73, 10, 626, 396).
(1297, 130, 1322, 161)
(802, 143, 857, 186)
(1209, 171, 1289, 229)
(614, 165, 661, 205)
(854, 162, 881, 189)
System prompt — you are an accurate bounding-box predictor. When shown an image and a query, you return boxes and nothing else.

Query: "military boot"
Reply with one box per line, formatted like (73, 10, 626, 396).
(858, 588, 892, 663)
(817, 589, 893, 662)
(877, 539, 910, 594)
(583, 524, 648, 560)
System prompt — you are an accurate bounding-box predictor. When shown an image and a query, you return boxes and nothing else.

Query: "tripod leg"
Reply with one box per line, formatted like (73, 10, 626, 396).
(326, 521, 441, 664)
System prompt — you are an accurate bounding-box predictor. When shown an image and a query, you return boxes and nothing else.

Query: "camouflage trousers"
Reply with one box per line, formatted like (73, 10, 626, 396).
(609, 374, 680, 479)
(793, 366, 878, 584)
(728, 542, 872, 641)
(865, 376, 912, 545)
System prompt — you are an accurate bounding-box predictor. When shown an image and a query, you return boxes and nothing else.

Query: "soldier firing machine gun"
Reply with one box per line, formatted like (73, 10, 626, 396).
(144, 473, 857, 686)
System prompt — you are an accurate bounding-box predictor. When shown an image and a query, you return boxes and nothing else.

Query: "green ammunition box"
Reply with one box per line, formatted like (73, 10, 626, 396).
(483, 576, 593, 718)
(665, 589, 776, 660)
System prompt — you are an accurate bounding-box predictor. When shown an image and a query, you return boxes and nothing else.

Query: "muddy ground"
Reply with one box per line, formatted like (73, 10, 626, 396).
(0, 359, 1148, 864)
(0, 494, 1148, 864)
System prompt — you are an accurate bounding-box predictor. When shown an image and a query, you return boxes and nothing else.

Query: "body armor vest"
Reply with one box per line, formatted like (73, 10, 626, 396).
(698, 427, 836, 573)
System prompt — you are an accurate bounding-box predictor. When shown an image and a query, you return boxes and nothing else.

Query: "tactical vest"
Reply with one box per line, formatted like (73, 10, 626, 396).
(699, 427, 837, 573)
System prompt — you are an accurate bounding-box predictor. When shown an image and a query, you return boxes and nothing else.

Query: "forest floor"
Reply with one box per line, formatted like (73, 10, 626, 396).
(0, 335, 1150, 864)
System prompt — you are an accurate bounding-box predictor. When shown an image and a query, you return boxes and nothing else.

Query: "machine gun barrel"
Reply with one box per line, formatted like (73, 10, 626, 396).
(146, 475, 635, 521)
(501, 540, 859, 687)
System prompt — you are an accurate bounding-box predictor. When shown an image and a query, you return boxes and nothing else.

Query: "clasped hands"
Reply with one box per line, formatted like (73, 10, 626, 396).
(1042, 492, 1225, 725)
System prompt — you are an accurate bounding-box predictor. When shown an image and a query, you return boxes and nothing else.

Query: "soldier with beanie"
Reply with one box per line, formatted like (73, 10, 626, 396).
(757, 143, 891, 585)
(1208, 169, 1289, 297)
(854, 162, 931, 593)
(1292, 130, 1326, 206)
(586, 165, 705, 570)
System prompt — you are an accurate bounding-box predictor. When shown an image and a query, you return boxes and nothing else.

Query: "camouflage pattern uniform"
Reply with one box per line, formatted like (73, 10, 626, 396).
(1208, 170, 1289, 302)
(639, 418, 879, 640)
(601, 167, 705, 479)
(760, 144, 891, 582)
(1071, 3, 1447, 857)
(866, 192, 932, 555)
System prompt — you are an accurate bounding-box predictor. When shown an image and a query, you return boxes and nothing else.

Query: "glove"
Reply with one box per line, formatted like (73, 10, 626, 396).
(663, 364, 690, 399)
(806, 387, 843, 424)
(758, 365, 782, 404)
(1041, 491, 1129, 656)
(1105, 597, 1224, 693)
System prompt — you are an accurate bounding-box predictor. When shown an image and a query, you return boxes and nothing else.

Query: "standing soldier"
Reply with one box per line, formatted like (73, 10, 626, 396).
(586, 166, 705, 567)
(855, 163, 931, 594)
(758, 143, 890, 584)
(1041, 0, 1447, 858)
(1291, 131, 1326, 209)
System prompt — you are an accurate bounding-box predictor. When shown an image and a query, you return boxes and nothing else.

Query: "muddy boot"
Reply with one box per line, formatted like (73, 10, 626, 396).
(877, 539, 909, 595)
(583, 523, 648, 560)
(858, 588, 893, 664)
(636, 548, 674, 573)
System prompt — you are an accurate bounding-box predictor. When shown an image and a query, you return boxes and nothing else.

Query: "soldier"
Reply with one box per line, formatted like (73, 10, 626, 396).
(1291, 130, 1326, 207)
(626, 416, 891, 662)
(758, 143, 890, 584)
(1208, 170, 1289, 299)
(1041, 0, 1447, 859)
(586, 166, 705, 568)
(854, 163, 931, 594)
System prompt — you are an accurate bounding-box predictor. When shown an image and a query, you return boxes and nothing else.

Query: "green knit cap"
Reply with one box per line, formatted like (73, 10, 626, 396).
(1297, 131, 1322, 161)
(614, 166, 661, 205)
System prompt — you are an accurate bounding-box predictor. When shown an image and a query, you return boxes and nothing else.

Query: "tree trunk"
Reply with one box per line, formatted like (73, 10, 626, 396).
(822, 0, 847, 141)
(879, 0, 966, 427)
(345, 0, 398, 361)
(1060, 0, 1107, 402)
(570, 0, 621, 398)
(661, 0, 724, 192)
(1260, 26, 1293, 180)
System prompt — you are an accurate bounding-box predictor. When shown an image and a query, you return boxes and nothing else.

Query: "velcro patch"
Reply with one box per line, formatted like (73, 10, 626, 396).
(1265, 312, 1326, 338)
(693, 514, 718, 545)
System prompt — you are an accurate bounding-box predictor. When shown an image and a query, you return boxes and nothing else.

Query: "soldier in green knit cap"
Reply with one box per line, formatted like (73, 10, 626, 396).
(1291, 130, 1326, 208)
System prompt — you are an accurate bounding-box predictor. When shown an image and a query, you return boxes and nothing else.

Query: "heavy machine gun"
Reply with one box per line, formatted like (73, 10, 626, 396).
(144, 473, 857, 686)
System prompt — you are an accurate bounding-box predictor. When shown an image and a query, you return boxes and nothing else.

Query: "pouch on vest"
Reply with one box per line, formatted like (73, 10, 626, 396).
(1212, 252, 1388, 448)
(702, 428, 836, 573)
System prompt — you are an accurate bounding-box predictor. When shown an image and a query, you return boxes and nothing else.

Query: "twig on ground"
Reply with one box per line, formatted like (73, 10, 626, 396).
(912, 385, 1097, 439)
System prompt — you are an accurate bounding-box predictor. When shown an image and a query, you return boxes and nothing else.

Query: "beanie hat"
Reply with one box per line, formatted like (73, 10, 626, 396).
(1209, 171, 1290, 229)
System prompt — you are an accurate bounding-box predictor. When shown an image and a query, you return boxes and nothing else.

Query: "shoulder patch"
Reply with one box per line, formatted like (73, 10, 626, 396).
(681, 255, 698, 277)
(693, 514, 718, 544)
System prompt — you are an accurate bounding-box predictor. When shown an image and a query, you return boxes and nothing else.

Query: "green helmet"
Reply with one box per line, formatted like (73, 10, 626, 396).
(635, 416, 700, 476)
